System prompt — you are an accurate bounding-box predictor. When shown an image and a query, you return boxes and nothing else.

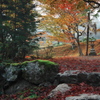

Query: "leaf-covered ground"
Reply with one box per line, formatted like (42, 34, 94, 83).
(50, 56, 100, 73)
(0, 57, 100, 100)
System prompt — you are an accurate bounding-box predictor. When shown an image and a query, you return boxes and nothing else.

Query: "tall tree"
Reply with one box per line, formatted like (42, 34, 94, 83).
(38, 0, 98, 56)
(0, 0, 39, 60)
(38, 1, 88, 56)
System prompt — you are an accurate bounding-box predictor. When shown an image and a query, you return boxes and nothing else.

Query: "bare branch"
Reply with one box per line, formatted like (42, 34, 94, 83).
(83, 0, 100, 8)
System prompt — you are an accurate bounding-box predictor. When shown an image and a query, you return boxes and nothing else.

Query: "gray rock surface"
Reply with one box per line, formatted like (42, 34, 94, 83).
(2, 64, 21, 81)
(57, 70, 100, 86)
(5, 79, 32, 94)
(65, 94, 100, 100)
(57, 70, 81, 84)
(47, 83, 71, 98)
(87, 72, 100, 86)
(22, 61, 59, 84)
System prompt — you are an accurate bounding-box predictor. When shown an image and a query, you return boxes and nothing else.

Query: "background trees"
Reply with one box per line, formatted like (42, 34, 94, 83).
(38, 0, 89, 56)
(0, 0, 40, 61)
(0, 0, 99, 60)
(37, 0, 99, 56)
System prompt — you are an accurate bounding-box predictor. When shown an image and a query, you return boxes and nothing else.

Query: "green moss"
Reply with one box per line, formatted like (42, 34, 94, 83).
(35, 60, 57, 65)
(35, 59, 59, 71)
(10, 63, 20, 66)
(21, 59, 59, 71)
(2, 59, 58, 70)
(21, 59, 58, 66)
(21, 61, 29, 65)
(21, 60, 36, 66)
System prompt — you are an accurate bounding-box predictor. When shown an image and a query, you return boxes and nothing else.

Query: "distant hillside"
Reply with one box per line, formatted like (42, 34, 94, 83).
(33, 39, 100, 58)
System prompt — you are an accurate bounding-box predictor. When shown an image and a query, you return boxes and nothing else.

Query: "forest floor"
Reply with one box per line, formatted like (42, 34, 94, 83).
(1, 40, 100, 100)
(1, 56, 100, 100)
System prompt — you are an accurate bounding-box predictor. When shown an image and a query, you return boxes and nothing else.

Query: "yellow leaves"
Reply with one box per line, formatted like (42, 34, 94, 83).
(38, 0, 89, 44)
(48, 35, 75, 43)
(39, 7, 87, 41)
(47, 31, 76, 43)
(39, 0, 91, 12)
(29, 32, 46, 39)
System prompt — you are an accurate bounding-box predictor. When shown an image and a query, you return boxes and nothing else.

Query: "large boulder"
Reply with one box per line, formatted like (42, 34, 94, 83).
(77, 72, 88, 83)
(57, 70, 100, 86)
(22, 60, 59, 84)
(0, 60, 59, 94)
(2, 63, 21, 81)
(87, 72, 100, 86)
(57, 70, 80, 84)
(65, 94, 100, 100)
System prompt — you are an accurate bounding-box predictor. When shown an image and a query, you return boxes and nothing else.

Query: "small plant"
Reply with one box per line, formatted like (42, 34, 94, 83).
(43, 46, 54, 59)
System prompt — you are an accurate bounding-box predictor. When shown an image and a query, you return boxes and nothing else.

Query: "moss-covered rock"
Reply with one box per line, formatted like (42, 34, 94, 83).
(22, 60, 59, 84)
(2, 63, 21, 82)
(0, 60, 59, 94)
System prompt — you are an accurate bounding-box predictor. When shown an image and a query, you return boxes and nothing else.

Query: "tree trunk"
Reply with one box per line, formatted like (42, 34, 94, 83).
(76, 32, 83, 56)
(76, 39, 83, 56)
(86, 12, 90, 56)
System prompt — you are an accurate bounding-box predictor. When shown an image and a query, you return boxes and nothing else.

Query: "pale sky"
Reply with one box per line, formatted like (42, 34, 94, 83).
(91, 9, 100, 29)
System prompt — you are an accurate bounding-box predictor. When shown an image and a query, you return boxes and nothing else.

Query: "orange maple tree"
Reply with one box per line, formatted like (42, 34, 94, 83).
(38, 1, 88, 55)
(38, 0, 99, 56)
(38, 0, 90, 11)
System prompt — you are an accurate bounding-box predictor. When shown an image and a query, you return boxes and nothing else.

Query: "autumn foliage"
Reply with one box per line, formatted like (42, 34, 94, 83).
(1, 0, 100, 100)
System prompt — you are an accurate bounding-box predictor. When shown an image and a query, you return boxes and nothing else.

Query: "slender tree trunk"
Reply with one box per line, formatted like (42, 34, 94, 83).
(76, 33, 83, 56)
(86, 12, 90, 56)
(76, 39, 83, 56)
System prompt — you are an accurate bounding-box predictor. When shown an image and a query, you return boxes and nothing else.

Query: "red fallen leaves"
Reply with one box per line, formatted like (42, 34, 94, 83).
(0, 57, 100, 100)
(69, 83, 100, 95)
(0, 83, 100, 100)
(48, 83, 100, 100)
(50, 56, 100, 73)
